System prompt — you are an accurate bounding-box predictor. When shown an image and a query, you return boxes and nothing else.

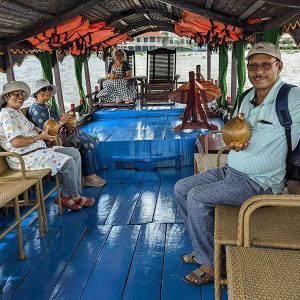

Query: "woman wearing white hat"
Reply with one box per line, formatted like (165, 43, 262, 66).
(28, 79, 106, 187)
(0, 81, 95, 211)
(96, 48, 136, 104)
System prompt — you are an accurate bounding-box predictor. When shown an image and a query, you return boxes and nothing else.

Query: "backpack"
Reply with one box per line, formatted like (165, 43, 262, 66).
(238, 83, 300, 180)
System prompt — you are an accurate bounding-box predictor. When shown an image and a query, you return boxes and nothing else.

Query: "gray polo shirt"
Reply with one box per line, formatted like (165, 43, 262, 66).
(228, 78, 300, 194)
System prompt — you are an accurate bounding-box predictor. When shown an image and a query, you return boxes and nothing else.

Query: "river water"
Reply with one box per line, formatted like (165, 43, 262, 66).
(0, 51, 299, 109)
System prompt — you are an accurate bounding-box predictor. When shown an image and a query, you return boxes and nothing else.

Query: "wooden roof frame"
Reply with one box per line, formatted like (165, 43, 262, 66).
(0, 0, 299, 48)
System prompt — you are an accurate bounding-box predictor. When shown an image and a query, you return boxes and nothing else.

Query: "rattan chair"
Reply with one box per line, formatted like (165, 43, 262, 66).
(226, 195, 300, 300)
(214, 194, 300, 300)
(0, 153, 45, 260)
(0, 149, 62, 234)
(194, 130, 228, 174)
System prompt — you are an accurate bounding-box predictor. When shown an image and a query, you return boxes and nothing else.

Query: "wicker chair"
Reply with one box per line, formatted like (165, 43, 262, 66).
(0, 153, 45, 260)
(0, 149, 62, 233)
(226, 195, 300, 300)
(194, 130, 228, 174)
(215, 193, 300, 300)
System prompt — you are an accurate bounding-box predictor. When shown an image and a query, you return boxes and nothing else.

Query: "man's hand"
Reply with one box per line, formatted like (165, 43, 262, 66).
(229, 141, 250, 152)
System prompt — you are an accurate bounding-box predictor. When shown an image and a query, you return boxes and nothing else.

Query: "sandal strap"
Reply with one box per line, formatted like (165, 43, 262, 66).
(182, 253, 197, 263)
(193, 268, 214, 282)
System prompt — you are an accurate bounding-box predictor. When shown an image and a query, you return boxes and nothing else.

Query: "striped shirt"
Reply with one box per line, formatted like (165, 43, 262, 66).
(228, 78, 300, 194)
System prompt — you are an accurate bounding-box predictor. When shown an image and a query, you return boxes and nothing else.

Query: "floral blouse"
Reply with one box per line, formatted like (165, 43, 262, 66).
(0, 107, 70, 175)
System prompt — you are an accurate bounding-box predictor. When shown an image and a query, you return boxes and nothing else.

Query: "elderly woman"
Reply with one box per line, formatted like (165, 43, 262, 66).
(97, 48, 136, 104)
(28, 79, 106, 187)
(0, 81, 95, 211)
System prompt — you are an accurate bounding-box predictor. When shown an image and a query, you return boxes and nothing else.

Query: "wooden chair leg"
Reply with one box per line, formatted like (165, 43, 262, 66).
(55, 175, 63, 215)
(38, 180, 48, 233)
(214, 242, 222, 300)
(13, 196, 25, 260)
(35, 183, 45, 237)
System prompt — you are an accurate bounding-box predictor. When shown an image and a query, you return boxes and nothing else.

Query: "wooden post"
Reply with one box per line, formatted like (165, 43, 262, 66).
(83, 55, 92, 104)
(207, 46, 211, 80)
(52, 51, 65, 113)
(189, 71, 198, 123)
(231, 43, 237, 106)
(3, 47, 15, 82)
(196, 65, 201, 82)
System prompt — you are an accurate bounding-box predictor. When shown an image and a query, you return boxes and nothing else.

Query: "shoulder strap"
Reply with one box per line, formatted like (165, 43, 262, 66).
(276, 83, 296, 168)
(236, 87, 253, 111)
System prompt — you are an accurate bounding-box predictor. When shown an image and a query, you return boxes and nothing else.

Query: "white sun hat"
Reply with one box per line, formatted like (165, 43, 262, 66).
(0, 81, 31, 105)
(31, 79, 58, 97)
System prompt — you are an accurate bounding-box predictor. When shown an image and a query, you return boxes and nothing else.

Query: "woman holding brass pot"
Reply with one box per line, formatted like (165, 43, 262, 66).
(28, 79, 106, 187)
(0, 81, 94, 211)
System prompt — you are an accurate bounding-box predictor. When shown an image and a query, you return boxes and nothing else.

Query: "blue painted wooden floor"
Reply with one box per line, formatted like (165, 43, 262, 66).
(0, 167, 228, 300)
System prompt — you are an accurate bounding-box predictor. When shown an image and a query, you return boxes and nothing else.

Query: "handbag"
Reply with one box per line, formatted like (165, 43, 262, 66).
(61, 127, 78, 148)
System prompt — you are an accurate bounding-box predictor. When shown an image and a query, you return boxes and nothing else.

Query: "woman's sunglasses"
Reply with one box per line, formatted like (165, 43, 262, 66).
(39, 86, 53, 93)
(10, 90, 27, 98)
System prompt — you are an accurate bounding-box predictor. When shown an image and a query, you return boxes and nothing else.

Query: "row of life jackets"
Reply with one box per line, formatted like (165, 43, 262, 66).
(27, 16, 132, 55)
(175, 11, 243, 49)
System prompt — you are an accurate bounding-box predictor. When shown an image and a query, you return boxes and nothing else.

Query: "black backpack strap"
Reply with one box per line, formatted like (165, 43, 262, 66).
(276, 83, 296, 168)
(236, 87, 253, 111)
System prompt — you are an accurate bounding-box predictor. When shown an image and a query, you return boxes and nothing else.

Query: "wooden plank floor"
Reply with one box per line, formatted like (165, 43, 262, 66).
(0, 167, 228, 300)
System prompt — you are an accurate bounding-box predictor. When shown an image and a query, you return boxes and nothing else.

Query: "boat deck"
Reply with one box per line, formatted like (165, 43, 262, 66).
(0, 107, 227, 300)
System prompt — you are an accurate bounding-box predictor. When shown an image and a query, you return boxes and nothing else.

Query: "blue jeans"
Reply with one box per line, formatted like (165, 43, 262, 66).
(174, 166, 272, 267)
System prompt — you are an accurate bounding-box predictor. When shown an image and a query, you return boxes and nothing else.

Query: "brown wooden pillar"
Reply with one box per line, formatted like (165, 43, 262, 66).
(3, 47, 15, 82)
(52, 51, 65, 113)
(83, 55, 92, 104)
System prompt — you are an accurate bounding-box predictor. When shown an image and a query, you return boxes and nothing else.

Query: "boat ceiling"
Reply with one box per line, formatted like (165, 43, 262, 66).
(0, 0, 299, 48)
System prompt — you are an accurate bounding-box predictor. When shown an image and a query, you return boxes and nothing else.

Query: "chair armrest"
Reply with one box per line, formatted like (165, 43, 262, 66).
(0, 151, 27, 179)
(237, 194, 300, 247)
(204, 130, 223, 154)
(175, 74, 180, 80)
(135, 76, 146, 83)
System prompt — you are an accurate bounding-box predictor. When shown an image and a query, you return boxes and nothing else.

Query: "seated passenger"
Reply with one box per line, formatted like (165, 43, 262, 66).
(174, 42, 300, 286)
(0, 81, 95, 211)
(96, 48, 136, 104)
(28, 79, 106, 187)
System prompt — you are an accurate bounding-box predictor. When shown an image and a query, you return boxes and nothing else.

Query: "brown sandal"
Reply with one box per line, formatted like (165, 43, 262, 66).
(183, 267, 214, 286)
(74, 195, 95, 207)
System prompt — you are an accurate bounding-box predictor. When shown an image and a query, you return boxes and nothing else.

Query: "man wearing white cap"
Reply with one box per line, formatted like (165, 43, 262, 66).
(174, 41, 300, 286)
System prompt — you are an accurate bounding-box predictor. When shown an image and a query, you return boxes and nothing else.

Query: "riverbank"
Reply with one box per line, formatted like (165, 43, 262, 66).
(0, 50, 299, 109)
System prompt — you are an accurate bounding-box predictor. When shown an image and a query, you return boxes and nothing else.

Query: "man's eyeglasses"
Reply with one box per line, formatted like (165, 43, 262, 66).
(10, 90, 27, 98)
(39, 86, 53, 93)
(247, 61, 278, 71)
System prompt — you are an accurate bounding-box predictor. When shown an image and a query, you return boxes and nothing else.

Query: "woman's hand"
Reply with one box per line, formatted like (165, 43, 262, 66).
(39, 128, 57, 141)
(59, 113, 73, 125)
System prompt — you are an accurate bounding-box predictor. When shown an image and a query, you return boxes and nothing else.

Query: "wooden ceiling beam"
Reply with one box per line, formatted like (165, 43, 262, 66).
(239, 1, 266, 20)
(2, 1, 54, 19)
(0, 0, 108, 46)
(267, 0, 300, 8)
(263, 9, 300, 30)
(132, 0, 143, 8)
(107, 9, 179, 25)
(120, 21, 174, 35)
(156, 0, 257, 30)
(205, 0, 214, 10)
